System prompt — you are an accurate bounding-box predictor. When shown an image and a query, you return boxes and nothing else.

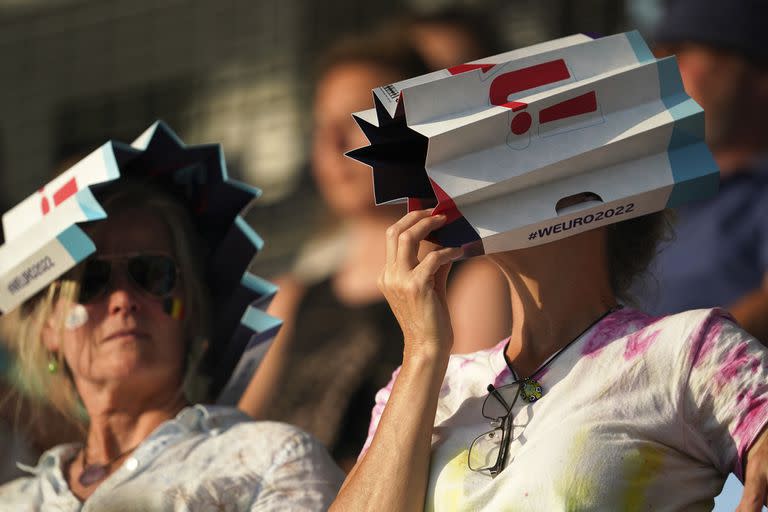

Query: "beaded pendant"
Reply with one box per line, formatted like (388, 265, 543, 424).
(519, 377, 543, 403)
(79, 464, 109, 486)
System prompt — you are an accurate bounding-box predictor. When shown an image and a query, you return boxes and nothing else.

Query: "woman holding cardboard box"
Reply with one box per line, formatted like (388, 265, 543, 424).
(331, 31, 768, 511)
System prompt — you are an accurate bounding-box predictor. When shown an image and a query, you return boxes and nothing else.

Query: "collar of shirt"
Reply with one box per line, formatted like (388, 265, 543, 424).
(17, 404, 251, 502)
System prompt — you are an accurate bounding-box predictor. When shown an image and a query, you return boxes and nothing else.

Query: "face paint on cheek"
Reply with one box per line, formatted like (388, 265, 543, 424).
(64, 304, 89, 330)
(162, 297, 185, 320)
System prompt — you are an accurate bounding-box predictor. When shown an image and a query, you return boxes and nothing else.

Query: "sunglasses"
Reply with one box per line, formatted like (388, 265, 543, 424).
(72, 253, 179, 304)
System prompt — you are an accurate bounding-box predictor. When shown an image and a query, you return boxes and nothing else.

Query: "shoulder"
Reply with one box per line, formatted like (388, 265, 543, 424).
(192, 405, 318, 444)
(448, 257, 504, 286)
(629, 307, 737, 350)
(654, 307, 737, 345)
(632, 308, 751, 370)
(265, 274, 307, 320)
(447, 338, 508, 374)
(190, 405, 337, 468)
(577, 307, 740, 367)
(0, 443, 78, 507)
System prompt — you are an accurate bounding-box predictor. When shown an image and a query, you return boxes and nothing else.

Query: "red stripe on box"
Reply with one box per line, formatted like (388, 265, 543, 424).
(52, 178, 78, 206)
(447, 63, 495, 75)
(489, 59, 570, 106)
(430, 179, 462, 224)
(407, 197, 427, 212)
(500, 101, 528, 112)
(539, 91, 597, 124)
(39, 188, 50, 215)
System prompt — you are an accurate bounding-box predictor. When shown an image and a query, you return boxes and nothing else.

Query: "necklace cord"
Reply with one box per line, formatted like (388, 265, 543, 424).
(504, 305, 623, 382)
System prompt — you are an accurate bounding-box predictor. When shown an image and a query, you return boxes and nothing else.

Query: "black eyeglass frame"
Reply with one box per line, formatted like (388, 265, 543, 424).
(467, 382, 521, 477)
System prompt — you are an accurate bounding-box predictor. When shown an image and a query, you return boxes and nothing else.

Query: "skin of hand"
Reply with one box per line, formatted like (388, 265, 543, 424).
(738, 427, 768, 511)
(378, 211, 463, 357)
(330, 210, 461, 512)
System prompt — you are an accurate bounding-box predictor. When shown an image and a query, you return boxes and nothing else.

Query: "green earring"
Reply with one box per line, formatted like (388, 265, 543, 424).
(47, 358, 58, 374)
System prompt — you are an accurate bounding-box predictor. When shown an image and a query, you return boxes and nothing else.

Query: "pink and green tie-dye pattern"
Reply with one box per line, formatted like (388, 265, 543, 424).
(363, 308, 768, 511)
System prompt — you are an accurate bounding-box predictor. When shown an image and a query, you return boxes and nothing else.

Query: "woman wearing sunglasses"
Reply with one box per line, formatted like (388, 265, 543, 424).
(0, 124, 343, 510)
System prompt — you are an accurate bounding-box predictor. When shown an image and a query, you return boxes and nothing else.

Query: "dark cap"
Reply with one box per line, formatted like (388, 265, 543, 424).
(654, 0, 768, 62)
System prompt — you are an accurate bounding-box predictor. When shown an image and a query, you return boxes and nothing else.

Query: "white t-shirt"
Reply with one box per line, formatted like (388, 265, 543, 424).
(362, 308, 768, 511)
(0, 405, 344, 512)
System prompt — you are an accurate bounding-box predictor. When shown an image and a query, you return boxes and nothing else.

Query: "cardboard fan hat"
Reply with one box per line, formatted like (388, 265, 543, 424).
(0, 121, 281, 400)
(348, 31, 719, 255)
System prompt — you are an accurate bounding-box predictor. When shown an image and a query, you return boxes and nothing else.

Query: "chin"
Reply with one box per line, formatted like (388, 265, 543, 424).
(326, 193, 377, 216)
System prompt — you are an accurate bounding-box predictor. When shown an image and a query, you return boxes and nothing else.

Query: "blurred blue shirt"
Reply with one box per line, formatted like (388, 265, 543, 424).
(635, 161, 768, 314)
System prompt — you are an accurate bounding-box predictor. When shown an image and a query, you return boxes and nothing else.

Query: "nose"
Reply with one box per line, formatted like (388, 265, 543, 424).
(105, 271, 141, 314)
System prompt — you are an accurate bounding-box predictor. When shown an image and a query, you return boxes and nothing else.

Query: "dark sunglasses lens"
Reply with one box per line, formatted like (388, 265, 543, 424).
(79, 260, 111, 303)
(128, 255, 176, 297)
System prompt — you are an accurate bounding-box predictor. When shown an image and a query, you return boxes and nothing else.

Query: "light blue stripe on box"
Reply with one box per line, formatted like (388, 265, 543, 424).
(75, 188, 107, 221)
(241, 271, 278, 297)
(626, 30, 654, 63)
(101, 142, 122, 180)
(235, 216, 265, 252)
(656, 56, 720, 207)
(57, 225, 96, 263)
(240, 306, 282, 335)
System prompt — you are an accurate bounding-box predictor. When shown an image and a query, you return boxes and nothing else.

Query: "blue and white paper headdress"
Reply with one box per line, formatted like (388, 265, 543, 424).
(0, 121, 281, 399)
(348, 31, 719, 255)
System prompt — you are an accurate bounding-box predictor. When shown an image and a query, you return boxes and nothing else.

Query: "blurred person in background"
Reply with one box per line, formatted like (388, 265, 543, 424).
(392, 7, 503, 71)
(0, 127, 343, 510)
(238, 32, 511, 472)
(635, 0, 768, 344)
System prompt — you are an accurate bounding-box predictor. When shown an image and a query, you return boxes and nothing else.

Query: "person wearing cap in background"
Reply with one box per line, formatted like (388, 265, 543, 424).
(0, 122, 343, 510)
(634, 0, 768, 345)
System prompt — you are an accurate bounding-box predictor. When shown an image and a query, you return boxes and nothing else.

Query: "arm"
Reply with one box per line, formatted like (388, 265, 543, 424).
(238, 276, 305, 419)
(729, 274, 768, 345)
(738, 425, 768, 511)
(330, 211, 461, 512)
(679, 311, 768, 510)
(447, 256, 511, 354)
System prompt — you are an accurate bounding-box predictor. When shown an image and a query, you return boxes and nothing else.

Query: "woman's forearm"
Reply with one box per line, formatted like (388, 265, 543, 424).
(331, 211, 460, 511)
(331, 348, 449, 512)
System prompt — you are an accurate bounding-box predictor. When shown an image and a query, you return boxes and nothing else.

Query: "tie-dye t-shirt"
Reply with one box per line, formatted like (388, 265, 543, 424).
(361, 308, 768, 511)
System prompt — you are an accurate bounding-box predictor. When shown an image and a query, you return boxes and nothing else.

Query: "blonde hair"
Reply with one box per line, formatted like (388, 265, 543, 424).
(0, 181, 211, 428)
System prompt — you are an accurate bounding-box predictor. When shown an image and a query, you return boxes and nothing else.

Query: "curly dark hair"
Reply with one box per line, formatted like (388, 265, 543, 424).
(606, 210, 674, 304)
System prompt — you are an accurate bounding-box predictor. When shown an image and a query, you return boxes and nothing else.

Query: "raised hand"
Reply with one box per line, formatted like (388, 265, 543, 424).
(379, 210, 463, 358)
